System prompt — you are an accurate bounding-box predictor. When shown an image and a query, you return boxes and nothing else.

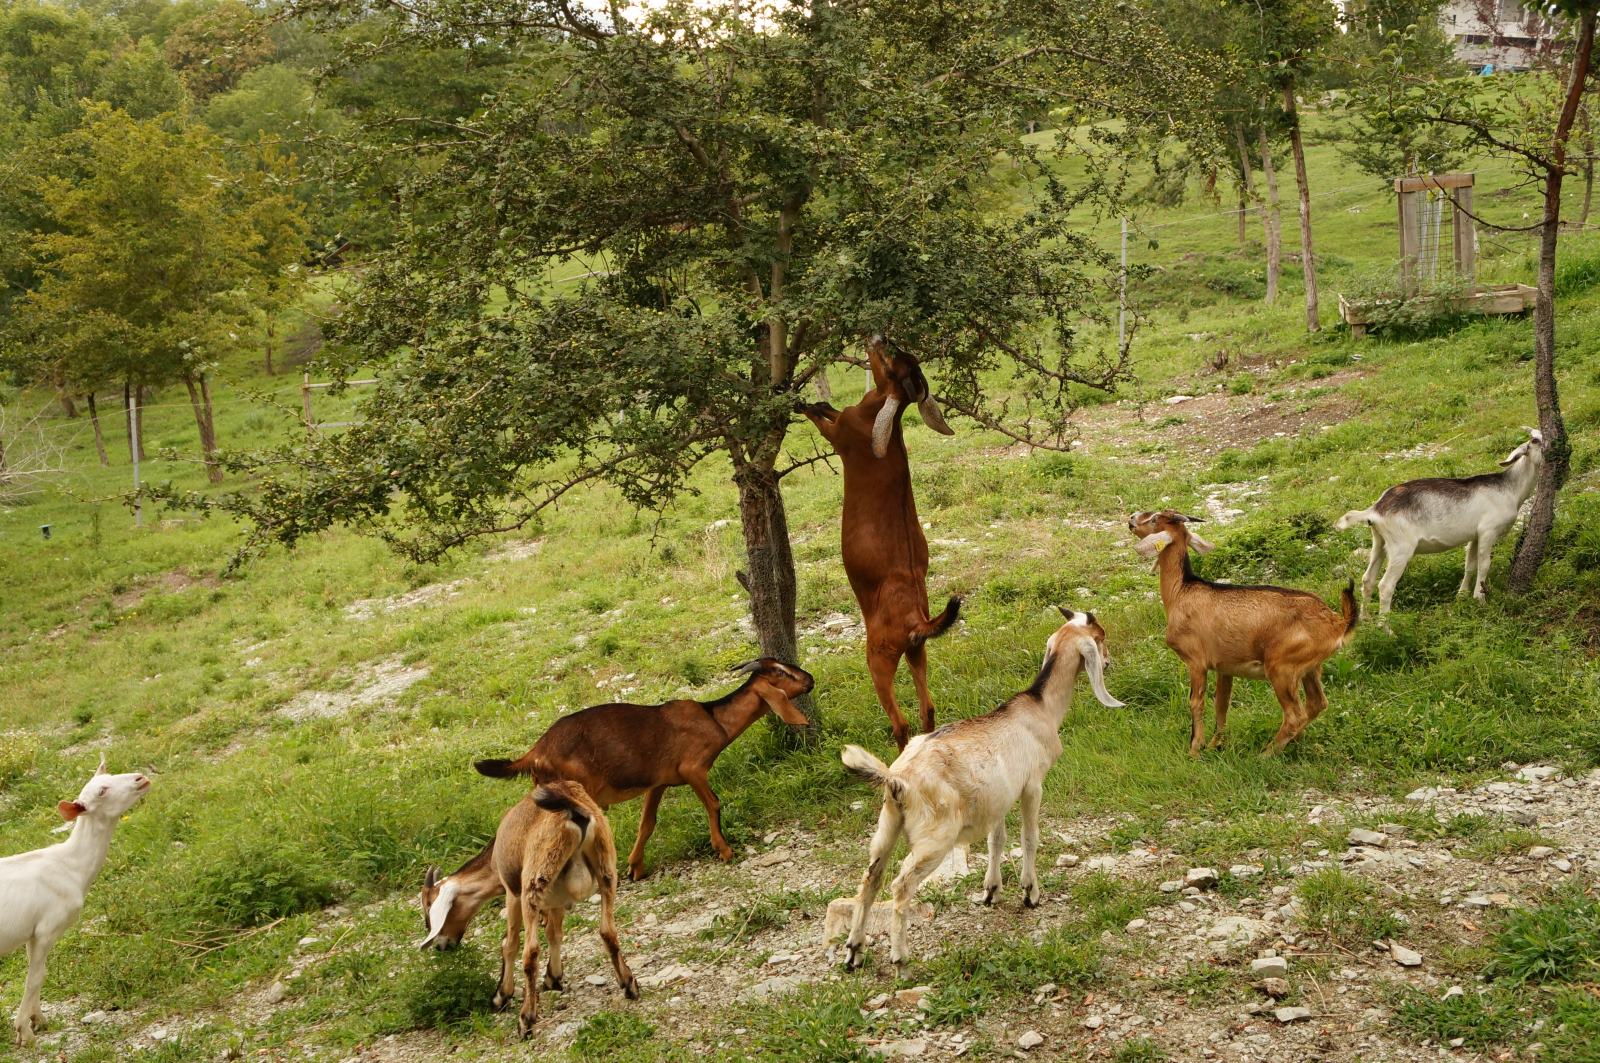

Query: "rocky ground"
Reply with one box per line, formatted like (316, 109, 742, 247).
(27, 762, 1593, 1062)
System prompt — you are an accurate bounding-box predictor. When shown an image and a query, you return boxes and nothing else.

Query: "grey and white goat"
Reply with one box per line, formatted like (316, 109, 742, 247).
(837, 609, 1123, 972)
(1336, 429, 1546, 614)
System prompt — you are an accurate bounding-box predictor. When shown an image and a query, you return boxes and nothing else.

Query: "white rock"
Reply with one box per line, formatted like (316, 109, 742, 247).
(749, 849, 792, 869)
(1159, 880, 1183, 893)
(1056, 853, 1080, 868)
(1126, 918, 1148, 932)
(1017, 1031, 1045, 1051)
(1528, 846, 1556, 859)
(264, 982, 288, 1005)
(865, 993, 891, 1011)
(585, 974, 609, 986)
(1186, 867, 1220, 888)
(868, 1039, 928, 1059)
(1250, 957, 1289, 978)
(1207, 917, 1270, 950)
(1274, 1007, 1312, 1023)
(1554, 858, 1573, 873)
(822, 897, 932, 943)
(1229, 864, 1264, 879)
(1516, 765, 1560, 782)
(894, 986, 932, 1008)
(742, 975, 806, 1002)
(80, 1011, 109, 1026)
(1443, 986, 1465, 1000)
(1346, 829, 1387, 847)
(1388, 941, 1423, 967)
(926, 846, 970, 884)
(1165, 394, 1195, 405)
(1082, 1016, 1105, 1030)
(639, 963, 694, 988)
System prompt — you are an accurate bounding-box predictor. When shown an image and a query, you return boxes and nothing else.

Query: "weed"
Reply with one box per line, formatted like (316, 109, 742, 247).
(1295, 868, 1404, 948)
(1488, 887, 1600, 986)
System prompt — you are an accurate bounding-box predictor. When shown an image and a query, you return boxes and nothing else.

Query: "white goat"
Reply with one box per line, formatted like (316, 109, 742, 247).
(1336, 429, 1546, 614)
(0, 756, 150, 1045)
(838, 609, 1123, 971)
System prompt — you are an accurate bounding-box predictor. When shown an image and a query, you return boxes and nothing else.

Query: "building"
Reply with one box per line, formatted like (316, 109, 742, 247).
(1441, 0, 1561, 71)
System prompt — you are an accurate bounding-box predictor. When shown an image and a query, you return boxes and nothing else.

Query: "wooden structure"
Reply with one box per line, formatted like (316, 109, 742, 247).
(1339, 172, 1536, 337)
(300, 372, 376, 435)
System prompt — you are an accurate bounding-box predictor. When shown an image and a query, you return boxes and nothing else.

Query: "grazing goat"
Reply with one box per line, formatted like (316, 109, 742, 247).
(838, 609, 1123, 971)
(802, 335, 960, 749)
(1129, 510, 1357, 756)
(473, 659, 813, 880)
(1336, 429, 1546, 615)
(1, 757, 149, 1045)
(418, 781, 639, 1038)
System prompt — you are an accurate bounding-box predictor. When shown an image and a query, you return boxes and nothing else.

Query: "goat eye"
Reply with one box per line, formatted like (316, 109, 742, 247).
(98, 786, 109, 796)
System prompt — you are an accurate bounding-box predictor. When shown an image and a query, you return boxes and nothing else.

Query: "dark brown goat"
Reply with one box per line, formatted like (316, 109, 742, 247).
(802, 336, 960, 749)
(474, 659, 813, 880)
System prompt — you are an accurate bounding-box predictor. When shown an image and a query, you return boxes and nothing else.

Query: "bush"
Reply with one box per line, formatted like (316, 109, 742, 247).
(1488, 887, 1600, 986)
(1341, 267, 1473, 334)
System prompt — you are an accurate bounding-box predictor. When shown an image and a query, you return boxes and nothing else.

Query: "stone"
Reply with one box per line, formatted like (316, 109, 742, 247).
(1273, 1007, 1312, 1023)
(264, 982, 288, 1005)
(1017, 1031, 1045, 1051)
(150, 1027, 170, 1041)
(766, 952, 798, 966)
(893, 986, 932, 1008)
(865, 993, 891, 1011)
(1528, 846, 1556, 859)
(585, 974, 609, 986)
(80, 1011, 109, 1026)
(742, 975, 805, 1002)
(1085, 856, 1119, 872)
(822, 898, 932, 944)
(1516, 765, 1560, 783)
(1388, 942, 1423, 967)
(1186, 867, 1220, 888)
(1346, 829, 1387, 847)
(1443, 986, 1465, 1001)
(1159, 880, 1183, 893)
(639, 963, 694, 988)
(868, 1039, 928, 1059)
(1250, 957, 1289, 978)
(1082, 1016, 1105, 1030)
(1229, 864, 1264, 879)
(749, 849, 792, 869)
(926, 846, 969, 884)
(1554, 858, 1573, 873)
(1258, 978, 1290, 999)
(1207, 917, 1270, 950)
(1056, 853, 1080, 868)
(1463, 894, 1493, 908)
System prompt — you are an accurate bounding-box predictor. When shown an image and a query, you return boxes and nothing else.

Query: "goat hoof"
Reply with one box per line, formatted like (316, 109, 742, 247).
(982, 887, 997, 906)
(517, 1016, 537, 1040)
(492, 991, 513, 1012)
(542, 974, 563, 991)
(842, 945, 862, 972)
(628, 864, 647, 881)
(715, 848, 734, 863)
(1023, 890, 1043, 909)
(623, 977, 641, 1000)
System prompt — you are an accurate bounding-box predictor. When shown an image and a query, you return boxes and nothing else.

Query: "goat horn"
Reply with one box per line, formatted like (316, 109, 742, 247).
(95, 752, 107, 775)
(731, 659, 764, 675)
(918, 395, 955, 436)
(424, 866, 439, 888)
(1177, 513, 1207, 523)
(871, 395, 901, 458)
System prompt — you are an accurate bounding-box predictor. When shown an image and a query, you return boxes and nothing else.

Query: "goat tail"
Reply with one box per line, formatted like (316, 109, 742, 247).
(1335, 507, 1376, 531)
(1339, 579, 1359, 640)
(473, 750, 538, 779)
(533, 782, 593, 835)
(908, 596, 962, 647)
(841, 745, 905, 803)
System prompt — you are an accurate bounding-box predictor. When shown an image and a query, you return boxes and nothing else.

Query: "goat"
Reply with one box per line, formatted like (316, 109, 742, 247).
(838, 609, 1123, 971)
(1, 756, 149, 1045)
(473, 659, 813, 880)
(802, 335, 960, 749)
(1336, 429, 1546, 615)
(1128, 510, 1358, 756)
(418, 781, 639, 1038)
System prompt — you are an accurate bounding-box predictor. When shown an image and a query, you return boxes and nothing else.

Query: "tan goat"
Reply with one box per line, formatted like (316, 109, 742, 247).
(418, 782, 639, 1038)
(1129, 510, 1357, 756)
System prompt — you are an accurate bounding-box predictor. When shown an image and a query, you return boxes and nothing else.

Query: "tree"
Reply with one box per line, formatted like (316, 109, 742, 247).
(1384, 1, 1596, 590)
(162, 0, 273, 100)
(208, 0, 1207, 708)
(7, 106, 263, 484)
(1338, 25, 1471, 182)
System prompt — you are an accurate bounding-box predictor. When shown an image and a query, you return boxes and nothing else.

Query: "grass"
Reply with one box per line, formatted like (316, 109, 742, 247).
(1294, 868, 1406, 949)
(4, 95, 1600, 1060)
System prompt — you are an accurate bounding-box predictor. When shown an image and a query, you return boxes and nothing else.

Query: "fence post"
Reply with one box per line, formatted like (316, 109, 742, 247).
(301, 372, 315, 437)
(1118, 216, 1129, 354)
(130, 390, 141, 529)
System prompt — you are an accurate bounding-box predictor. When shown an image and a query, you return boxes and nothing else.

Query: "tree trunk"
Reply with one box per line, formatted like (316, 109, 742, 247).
(732, 453, 815, 732)
(1510, 6, 1594, 593)
(184, 372, 224, 484)
(58, 389, 77, 418)
(1259, 129, 1283, 306)
(1233, 123, 1255, 249)
(264, 317, 276, 376)
(1580, 108, 1595, 229)
(124, 381, 147, 462)
(1283, 78, 1319, 331)
(86, 393, 110, 467)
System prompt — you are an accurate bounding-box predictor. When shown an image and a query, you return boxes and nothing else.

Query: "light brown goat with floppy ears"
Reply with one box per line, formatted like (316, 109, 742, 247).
(801, 335, 960, 749)
(1128, 510, 1358, 756)
(418, 782, 639, 1039)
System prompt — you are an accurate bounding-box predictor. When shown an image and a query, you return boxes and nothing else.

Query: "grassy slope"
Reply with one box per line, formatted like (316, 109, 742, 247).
(2, 105, 1600, 1060)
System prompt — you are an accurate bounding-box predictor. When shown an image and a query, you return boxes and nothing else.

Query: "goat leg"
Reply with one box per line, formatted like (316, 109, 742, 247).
(516, 894, 541, 1039)
(683, 771, 733, 862)
(627, 786, 666, 881)
(493, 899, 523, 1011)
(541, 908, 564, 991)
(1185, 665, 1208, 757)
(1207, 675, 1233, 750)
(1020, 782, 1043, 908)
(981, 820, 1004, 905)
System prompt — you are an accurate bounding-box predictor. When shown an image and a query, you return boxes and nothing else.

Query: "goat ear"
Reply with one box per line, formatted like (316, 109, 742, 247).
(871, 395, 901, 458)
(1177, 513, 1207, 524)
(1133, 531, 1172, 558)
(752, 678, 810, 728)
(1076, 638, 1124, 708)
(1189, 532, 1216, 554)
(58, 800, 85, 821)
(918, 395, 955, 436)
(423, 866, 439, 889)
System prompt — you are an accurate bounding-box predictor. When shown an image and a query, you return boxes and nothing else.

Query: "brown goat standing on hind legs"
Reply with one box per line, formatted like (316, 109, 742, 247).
(417, 781, 639, 1039)
(801, 335, 960, 749)
(1128, 511, 1358, 756)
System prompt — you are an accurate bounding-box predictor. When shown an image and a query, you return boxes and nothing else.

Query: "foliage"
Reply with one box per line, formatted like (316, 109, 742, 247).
(1487, 886, 1600, 985)
(1337, 25, 1472, 181)
(1340, 265, 1475, 332)
(161, 0, 274, 100)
